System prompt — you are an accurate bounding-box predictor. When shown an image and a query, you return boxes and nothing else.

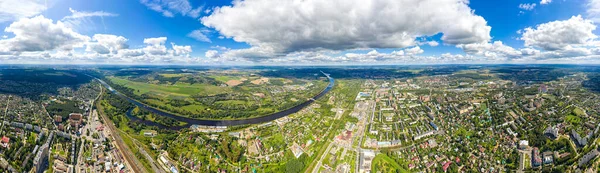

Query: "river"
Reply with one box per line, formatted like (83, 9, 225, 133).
(97, 71, 334, 130)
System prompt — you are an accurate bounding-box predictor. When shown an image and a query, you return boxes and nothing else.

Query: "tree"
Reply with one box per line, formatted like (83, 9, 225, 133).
(285, 158, 304, 173)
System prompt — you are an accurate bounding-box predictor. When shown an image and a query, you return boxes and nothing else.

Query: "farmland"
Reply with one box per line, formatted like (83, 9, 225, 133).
(106, 70, 328, 120)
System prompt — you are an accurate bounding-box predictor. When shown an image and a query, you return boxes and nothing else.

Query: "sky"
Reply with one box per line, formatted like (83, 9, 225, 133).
(0, 0, 600, 65)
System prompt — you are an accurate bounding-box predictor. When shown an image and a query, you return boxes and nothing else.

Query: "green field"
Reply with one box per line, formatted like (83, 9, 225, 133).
(210, 75, 241, 83)
(109, 76, 230, 97)
(573, 107, 586, 116)
(372, 154, 409, 173)
(106, 72, 327, 120)
(566, 115, 582, 125)
(159, 73, 187, 78)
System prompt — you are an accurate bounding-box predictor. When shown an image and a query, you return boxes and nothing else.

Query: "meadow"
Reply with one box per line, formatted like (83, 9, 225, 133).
(106, 70, 328, 119)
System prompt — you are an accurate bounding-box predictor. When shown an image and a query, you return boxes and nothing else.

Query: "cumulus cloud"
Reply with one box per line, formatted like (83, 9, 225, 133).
(0, 15, 195, 64)
(205, 50, 219, 58)
(427, 41, 439, 47)
(540, 0, 552, 5)
(202, 0, 491, 55)
(86, 34, 129, 54)
(519, 3, 536, 11)
(118, 49, 145, 57)
(521, 15, 596, 50)
(0, 0, 47, 22)
(140, 0, 203, 18)
(404, 46, 424, 55)
(142, 37, 168, 55)
(170, 43, 192, 56)
(457, 41, 522, 59)
(0, 15, 90, 54)
(187, 29, 211, 42)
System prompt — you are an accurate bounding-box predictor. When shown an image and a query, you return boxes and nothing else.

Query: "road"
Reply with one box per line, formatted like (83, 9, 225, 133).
(76, 82, 104, 173)
(312, 141, 335, 173)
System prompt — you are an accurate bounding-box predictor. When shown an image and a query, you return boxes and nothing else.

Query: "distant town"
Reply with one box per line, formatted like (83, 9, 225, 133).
(0, 65, 599, 173)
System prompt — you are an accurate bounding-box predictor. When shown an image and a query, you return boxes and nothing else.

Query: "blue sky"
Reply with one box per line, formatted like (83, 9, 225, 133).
(0, 0, 599, 65)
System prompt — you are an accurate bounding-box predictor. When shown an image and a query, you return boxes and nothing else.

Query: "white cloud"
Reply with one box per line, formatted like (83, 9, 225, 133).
(404, 46, 424, 55)
(457, 41, 522, 59)
(187, 29, 211, 42)
(61, 8, 118, 32)
(0, 15, 196, 64)
(587, 0, 600, 22)
(0, 0, 47, 22)
(521, 15, 597, 50)
(63, 8, 118, 20)
(205, 50, 219, 58)
(0, 15, 90, 54)
(118, 49, 145, 57)
(142, 37, 168, 55)
(519, 3, 536, 11)
(170, 43, 192, 56)
(540, 0, 552, 5)
(202, 0, 491, 56)
(427, 41, 439, 47)
(140, 0, 203, 18)
(85, 34, 129, 54)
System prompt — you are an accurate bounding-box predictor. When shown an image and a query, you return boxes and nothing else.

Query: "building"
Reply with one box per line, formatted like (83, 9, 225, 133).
(0, 136, 9, 148)
(53, 159, 71, 173)
(420, 95, 430, 102)
(429, 122, 438, 131)
(33, 132, 53, 173)
(413, 130, 435, 140)
(570, 130, 588, 147)
(539, 84, 548, 93)
(442, 161, 452, 172)
(427, 113, 435, 120)
(359, 150, 375, 173)
(69, 113, 82, 121)
(54, 115, 62, 123)
(543, 151, 553, 164)
(143, 130, 157, 137)
(457, 104, 473, 115)
(532, 147, 542, 167)
(519, 140, 529, 149)
(544, 126, 558, 140)
(290, 143, 304, 158)
(578, 149, 599, 167)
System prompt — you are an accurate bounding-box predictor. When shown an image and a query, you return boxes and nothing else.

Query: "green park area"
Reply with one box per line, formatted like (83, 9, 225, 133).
(371, 154, 409, 173)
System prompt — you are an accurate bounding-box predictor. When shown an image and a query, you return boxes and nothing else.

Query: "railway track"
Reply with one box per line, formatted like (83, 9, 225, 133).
(97, 98, 148, 173)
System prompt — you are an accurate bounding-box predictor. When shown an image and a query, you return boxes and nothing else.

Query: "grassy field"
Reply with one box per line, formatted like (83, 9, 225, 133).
(109, 76, 230, 97)
(210, 75, 241, 83)
(371, 154, 409, 173)
(159, 73, 187, 78)
(107, 73, 328, 120)
(566, 115, 582, 125)
(573, 107, 586, 116)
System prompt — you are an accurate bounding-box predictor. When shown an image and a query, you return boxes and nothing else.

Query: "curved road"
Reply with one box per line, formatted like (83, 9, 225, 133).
(96, 71, 334, 129)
